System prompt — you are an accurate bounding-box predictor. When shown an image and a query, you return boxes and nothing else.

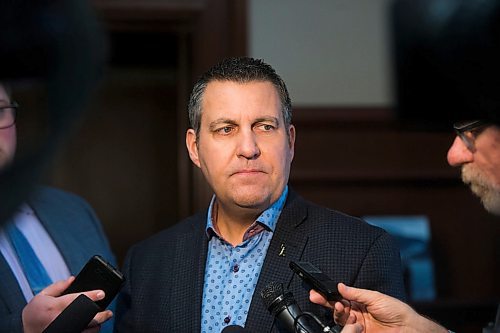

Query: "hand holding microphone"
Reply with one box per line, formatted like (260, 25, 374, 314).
(310, 283, 448, 333)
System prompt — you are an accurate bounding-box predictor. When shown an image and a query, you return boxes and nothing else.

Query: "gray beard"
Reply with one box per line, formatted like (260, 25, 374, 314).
(462, 164, 500, 216)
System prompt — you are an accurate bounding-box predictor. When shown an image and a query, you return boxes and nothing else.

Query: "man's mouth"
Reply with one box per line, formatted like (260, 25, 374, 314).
(232, 169, 264, 176)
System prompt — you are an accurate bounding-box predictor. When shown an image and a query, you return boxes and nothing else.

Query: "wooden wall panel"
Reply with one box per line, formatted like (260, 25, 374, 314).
(47, 68, 179, 263)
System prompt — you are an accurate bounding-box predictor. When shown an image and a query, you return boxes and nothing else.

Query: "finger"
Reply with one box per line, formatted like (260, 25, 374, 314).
(80, 290, 105, 303)
(333, 301, 350, 324)
(39, 277, 75, 296)
(53, 290, 105, 309)
(340, 298, 351, 308)
(335, 299, 351, 313)
(338, 283, 380, 305)
(92, 310, 113, 325)
(345, 313, 356, 325)
(309, 289, 332, 308)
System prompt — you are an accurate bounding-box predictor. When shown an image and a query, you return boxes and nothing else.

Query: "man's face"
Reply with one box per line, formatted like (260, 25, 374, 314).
(447, 125, 500, 215)
(0, 84, 16, 169)
(186, 80, 295, 214)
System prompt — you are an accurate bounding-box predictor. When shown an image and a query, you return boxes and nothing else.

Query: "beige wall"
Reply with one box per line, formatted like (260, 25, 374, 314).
(249, 0, 393, 106)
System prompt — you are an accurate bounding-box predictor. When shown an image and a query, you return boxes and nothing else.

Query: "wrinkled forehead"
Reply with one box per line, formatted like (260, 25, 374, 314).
(201, 80, 282, 118)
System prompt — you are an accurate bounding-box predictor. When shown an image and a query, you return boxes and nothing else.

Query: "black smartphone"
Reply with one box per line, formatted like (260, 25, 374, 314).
(289, 261, 341, 301)
(62, 255, 125, 310)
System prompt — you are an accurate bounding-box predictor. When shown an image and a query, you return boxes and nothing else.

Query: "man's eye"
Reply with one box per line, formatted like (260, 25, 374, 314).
(257, 124, 275, 131)
(217, 126, 233, 134)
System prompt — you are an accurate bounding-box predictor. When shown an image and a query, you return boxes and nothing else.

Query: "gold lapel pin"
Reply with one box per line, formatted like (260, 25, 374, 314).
(279, 243, 286, 257)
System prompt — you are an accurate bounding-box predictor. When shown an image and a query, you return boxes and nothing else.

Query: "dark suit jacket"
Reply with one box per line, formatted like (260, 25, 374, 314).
(0, 186, 116, 333)
(115, 190, 405, 332)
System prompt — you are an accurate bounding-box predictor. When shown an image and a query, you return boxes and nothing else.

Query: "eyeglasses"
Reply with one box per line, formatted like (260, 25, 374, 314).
(453, 119, 489, 152)
(0, 101, 18, 129)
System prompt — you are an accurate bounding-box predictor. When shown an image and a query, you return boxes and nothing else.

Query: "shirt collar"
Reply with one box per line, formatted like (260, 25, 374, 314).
(205, 186, 289, 239)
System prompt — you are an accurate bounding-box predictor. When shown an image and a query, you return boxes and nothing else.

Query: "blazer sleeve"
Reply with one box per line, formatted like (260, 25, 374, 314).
(0, 312, 23, 333)
(352, 231, 406, 301)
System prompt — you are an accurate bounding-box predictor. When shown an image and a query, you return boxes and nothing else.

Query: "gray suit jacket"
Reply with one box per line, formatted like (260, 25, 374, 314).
(115, 190, 405, 332)
(0, 186, 116, 333)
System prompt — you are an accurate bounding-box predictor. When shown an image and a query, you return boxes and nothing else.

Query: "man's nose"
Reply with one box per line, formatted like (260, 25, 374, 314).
(447, 136, 474, 166)
(236, 130, 260, 159)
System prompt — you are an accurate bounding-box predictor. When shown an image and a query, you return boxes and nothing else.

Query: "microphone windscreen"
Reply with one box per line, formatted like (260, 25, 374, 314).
(260, 281, 284, 309)
(260, 281, 296, 316)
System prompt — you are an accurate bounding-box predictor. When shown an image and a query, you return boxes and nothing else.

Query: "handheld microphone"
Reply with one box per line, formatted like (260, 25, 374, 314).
(42, 294, 100, 333)
(260, 281, 335, 333)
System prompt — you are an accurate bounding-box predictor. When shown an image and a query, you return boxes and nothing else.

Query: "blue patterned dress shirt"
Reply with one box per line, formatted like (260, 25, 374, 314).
(201, 186, 288, 332)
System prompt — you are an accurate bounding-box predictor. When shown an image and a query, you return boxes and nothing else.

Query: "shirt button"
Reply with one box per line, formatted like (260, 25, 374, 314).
(224, 316, 231, 324)
(233, 264, 239, 273)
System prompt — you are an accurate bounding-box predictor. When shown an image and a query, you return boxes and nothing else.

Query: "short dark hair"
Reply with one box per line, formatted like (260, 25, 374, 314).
(188, 57, 292, 138)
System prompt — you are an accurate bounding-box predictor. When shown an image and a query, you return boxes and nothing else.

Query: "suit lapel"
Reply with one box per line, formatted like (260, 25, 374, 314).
(0, 254, 26, 314)
(27, 194, 88, 274)
(169, 215, 208, 332)
(246, 192, 309, 332)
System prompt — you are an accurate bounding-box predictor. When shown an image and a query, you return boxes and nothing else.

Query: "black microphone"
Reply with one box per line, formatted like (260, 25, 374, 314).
(260, 281, 333, 333)
(42, 294, 100, 333)
(221, 325, 252, 332)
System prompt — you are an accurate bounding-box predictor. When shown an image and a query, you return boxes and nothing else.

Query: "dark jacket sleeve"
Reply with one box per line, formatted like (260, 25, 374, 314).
(0, 312, 23, 333)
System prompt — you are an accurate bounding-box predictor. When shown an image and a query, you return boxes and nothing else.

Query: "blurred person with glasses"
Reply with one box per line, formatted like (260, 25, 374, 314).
(0, 83, 116, 333)
(0, 101, 17, 129)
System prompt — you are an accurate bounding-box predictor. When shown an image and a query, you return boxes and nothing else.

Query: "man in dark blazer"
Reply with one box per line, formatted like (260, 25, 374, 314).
(115, 57, 405, 332)
(0, 83, 116, 332)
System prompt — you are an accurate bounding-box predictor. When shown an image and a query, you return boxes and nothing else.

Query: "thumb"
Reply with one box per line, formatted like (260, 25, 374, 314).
(338, 283, 380, 305)
(40, 276, 75, 297)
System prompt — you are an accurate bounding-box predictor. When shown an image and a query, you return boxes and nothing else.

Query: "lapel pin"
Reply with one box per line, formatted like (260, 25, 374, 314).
(279, 243, 286, 257)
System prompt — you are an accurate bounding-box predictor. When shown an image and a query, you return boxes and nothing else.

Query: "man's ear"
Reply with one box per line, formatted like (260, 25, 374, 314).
(186, 128, 201, 168)
(288, 124, 296, 160)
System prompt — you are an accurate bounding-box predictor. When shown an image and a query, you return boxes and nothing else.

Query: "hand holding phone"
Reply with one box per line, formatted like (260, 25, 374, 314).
(62, 255, 124, 310)
(289, 261, 341, 301)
